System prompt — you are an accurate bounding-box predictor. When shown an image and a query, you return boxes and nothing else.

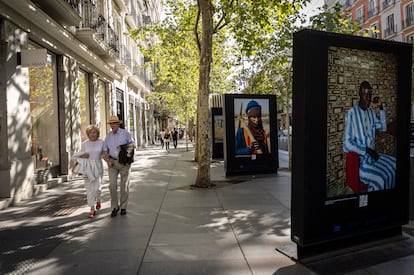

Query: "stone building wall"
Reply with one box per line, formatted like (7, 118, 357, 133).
(326, 47, 398, 197)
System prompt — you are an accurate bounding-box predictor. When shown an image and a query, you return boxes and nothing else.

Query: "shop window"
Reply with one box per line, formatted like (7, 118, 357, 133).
(116, 88, 125, 128)
(29, 45, 60, 172)
(129, 102, 134, 133)
(79, 70, 91, 141)
(98, 80, 108, 138)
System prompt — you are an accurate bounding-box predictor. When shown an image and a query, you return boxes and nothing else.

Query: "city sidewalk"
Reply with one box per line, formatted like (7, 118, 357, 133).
(1, 142, 414, 274)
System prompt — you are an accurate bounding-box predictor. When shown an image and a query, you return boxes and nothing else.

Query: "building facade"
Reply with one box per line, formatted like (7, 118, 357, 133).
(0, 0, 162, 209)
(325, 0, 414, 119)
(326, 0, 414, 42)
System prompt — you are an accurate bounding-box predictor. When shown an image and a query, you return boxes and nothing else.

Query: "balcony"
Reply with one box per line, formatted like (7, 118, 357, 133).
(383, 25, 397, 37)
(31, 0, 82, 26)
(113, 0, 127, 12)
(367, 8, 378, 19)
(126, 11, 140, 29)
(128, 62, 152, 90)
(115, 45, 133, 76)
(76, 1, 119, 59)
(343, 0, 352, 9)
(356, 16, 364, 25)
(125, 0, 141, 28)
(404, 16, 414, 29)
(382, 0, 395, 10)
(143, 15, 152, 25)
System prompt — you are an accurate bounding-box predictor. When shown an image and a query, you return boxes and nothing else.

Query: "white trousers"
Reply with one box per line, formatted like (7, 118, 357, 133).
(84, 176, 102, 207)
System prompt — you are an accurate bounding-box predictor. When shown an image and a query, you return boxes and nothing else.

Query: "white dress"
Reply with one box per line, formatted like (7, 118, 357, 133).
(80, 139, 104, 207)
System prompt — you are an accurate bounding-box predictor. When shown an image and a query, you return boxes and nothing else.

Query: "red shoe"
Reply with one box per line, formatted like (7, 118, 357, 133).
(96, 201, 101, 210)
(88, 210, 95, 218)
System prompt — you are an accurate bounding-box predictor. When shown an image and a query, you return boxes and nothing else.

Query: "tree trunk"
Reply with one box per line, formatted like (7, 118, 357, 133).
(194, 0, 213, 188)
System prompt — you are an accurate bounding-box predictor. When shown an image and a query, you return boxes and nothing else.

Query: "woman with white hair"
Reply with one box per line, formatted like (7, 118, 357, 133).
(73, 125, 104, 218)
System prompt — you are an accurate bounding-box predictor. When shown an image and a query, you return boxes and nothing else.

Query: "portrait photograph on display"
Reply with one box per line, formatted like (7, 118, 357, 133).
(214, 114, 224, 144)
(223, 94, 277, 176)
(326, 48, 397, 198)
(211, 107, 224, 159)
(234, 98, 271, 157)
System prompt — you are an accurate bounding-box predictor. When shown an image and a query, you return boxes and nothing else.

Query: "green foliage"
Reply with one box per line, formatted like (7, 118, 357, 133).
(309, 3, 361, 34)
(129, 0, 314, 115)
(228, 0, 308, 59)
(129, 0, 239, 123)
(129, 2, 197, 123)
(235, 1, 309, 101)
(242, 1, 364, 105)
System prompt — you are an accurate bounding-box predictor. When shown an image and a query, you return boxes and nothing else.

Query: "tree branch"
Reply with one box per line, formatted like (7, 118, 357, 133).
(213, 0, 234, 33)
(195, 0, 201, 54)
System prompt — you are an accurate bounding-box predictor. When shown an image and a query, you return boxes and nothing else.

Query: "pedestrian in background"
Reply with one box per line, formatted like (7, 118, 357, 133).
(172, 128, 178, 149)
(72, 125, 104, 218)
(163, 128, 172, 152)
(103, 115, 136, 217)
(159, 128, 165, 149)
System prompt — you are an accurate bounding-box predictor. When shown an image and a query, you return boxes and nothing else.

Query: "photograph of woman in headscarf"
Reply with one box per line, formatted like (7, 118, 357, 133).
(235, 99, 270, 155)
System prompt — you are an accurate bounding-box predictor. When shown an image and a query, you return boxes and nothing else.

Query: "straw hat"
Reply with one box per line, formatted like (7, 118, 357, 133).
(107, 115, 122, 124)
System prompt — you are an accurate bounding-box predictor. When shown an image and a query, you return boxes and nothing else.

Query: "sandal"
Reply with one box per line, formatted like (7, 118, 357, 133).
(88, 210, 95, 218)
(96, 201, 101, 210)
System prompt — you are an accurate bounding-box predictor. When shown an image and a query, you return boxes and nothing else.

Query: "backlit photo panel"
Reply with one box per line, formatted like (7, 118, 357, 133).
(326, 48, 397, 198)
(291, 29, 412, 257)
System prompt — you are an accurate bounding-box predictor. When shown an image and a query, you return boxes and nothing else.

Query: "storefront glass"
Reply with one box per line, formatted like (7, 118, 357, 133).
(29, 45, 60, 173)
(129, 102, 134, 133)
(79, 70, 90, 141)
(98, 80, 108, 138)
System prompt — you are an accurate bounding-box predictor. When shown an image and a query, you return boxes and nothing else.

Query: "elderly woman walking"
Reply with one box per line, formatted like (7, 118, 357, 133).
(73, 125, 104, 218)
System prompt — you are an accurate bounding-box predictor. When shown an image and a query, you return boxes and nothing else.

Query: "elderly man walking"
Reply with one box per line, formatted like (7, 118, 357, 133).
(103, 115, 136, 217)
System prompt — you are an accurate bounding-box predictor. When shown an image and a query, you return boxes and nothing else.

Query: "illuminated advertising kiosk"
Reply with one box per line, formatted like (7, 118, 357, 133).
(291, 29, 412, 259)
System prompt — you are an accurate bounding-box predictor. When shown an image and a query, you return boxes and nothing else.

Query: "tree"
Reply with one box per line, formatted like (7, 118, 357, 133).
(240, 2, 365, 170)
(131, 0, 310, 187)
(130, 1, 237, 153)
(193, 0, 310, 187)
(309, 3, 361, 35)
(133, 3, 199, 126)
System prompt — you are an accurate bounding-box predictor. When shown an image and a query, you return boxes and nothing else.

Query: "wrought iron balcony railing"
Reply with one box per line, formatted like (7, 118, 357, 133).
(383, 25, 397, 37)
(80, 0, 119, 54)
(66, 0, 81, 13)
(404, 15, 414, 29)
(382, 0, 395, 10)
(367, 8, 378, 19)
